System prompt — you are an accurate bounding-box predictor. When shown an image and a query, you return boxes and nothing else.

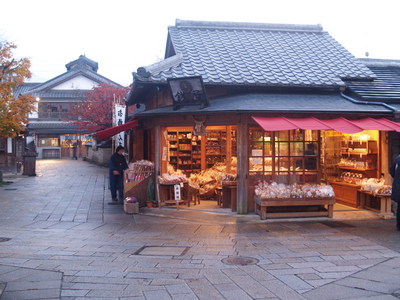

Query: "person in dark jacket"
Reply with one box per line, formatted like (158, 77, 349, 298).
(389, 154, 400, 231)
(109, 146, 128, 204)
(72, 142, 78, 160)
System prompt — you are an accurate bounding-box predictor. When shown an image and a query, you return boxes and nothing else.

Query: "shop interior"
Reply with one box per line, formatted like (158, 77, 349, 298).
(125, 125, 393, 218)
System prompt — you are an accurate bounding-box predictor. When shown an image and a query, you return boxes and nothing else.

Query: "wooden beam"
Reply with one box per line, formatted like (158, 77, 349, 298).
(236, 117, 248, 214)
(154, 125, 161, 204)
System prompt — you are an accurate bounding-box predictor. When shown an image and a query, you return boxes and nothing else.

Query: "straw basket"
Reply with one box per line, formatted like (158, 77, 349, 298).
(124, 201, 139, 214)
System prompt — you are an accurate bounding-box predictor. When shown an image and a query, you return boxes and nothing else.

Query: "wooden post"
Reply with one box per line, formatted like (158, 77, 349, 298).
(154, 125, 161, 205)
(226, 126, 232, 173)
(236, 118, 248, 214)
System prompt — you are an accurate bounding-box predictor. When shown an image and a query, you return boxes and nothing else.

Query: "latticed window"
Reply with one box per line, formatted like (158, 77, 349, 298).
(249, 128, 320, 185)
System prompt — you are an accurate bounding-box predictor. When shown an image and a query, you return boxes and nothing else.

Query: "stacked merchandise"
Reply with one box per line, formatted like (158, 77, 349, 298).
(126, 160, 154, 182)
(124, 160, 154, 206)
(255, 181, 335, 199)
(360, 178, 391, 195)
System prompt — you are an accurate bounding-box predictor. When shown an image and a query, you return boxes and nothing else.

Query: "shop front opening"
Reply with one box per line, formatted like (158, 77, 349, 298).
(159, 126, 237, 209)
(250, 127, 392, 219)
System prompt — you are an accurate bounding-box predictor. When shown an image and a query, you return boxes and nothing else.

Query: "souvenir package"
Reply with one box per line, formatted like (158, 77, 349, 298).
(255, 181, 335, 199)
(158, 173, 188, 184)
(373, 185, 392, 196)
(126, 160, 154, 182)
(359, 177, 385, 192)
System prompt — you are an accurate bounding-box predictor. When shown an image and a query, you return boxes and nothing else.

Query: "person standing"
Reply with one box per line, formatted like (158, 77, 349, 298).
(389, 154, 400, 231)
(72, 141, 78, 160)
(109, 146, 128, 204)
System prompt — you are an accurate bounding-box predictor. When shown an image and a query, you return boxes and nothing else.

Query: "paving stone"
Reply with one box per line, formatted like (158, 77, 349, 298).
(260, 279, 306, 300)
(142, 289, 172, 299)
(229, 274, 276, 298)
(1, 288, 60, 299)
(302, 283, 380, 299)
(275, 274, 313, 291)
(61, 289, 89, 297)
(268, 267, 316, 276)
(186, 278, 225, 299)
(5, 279, 60, 291)
(0, 282, 6, 297)
(216, 285, 254, 300)
(165, 283, 193, 294)
(1, 160, 400, 300)
(126, 272, 178, 280)
(336, 277, 400, 294)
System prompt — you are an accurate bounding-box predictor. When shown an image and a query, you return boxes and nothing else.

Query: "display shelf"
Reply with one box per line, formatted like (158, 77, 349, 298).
(167, 130, 202, 174)
(338, 139, 378, 179)
(337, 166, 375, 172)
(205, 130, 226, 167)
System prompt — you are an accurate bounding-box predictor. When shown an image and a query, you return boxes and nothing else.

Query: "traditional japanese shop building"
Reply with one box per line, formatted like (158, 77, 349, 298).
(125, 20, 400, 216)
(22, 55, 121, 159)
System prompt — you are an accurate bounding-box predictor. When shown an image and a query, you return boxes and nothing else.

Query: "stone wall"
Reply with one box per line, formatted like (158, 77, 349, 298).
(86, 146, 112, 167)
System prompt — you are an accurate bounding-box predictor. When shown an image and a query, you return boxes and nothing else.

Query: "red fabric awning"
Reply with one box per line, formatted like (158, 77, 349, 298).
(252, 116, 400, 134)
(93, 120, 138, 141)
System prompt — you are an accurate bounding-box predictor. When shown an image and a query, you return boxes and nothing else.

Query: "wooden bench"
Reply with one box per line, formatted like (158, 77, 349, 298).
(254, 196, 335, 220)
(357, 191, 393, 219)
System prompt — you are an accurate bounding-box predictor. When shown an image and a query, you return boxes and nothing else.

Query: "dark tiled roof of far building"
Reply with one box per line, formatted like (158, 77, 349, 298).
(24, 55, 120, 97)
(346, 58, 400, 103)
(133, 20, 376, 88)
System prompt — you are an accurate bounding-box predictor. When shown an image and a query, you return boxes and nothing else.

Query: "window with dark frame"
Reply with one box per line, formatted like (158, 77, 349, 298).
(249, 128, 320, 185)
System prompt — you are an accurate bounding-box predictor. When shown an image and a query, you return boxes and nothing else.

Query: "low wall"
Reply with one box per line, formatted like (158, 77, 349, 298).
(86, 146, 112, 167)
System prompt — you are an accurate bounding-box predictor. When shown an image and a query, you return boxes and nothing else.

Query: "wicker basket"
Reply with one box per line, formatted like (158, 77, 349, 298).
(124, 201, 139, 214)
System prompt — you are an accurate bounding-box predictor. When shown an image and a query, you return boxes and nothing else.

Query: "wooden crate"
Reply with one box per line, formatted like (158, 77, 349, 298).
(124, 176, 153, 207)
(124, 201, 139, 214)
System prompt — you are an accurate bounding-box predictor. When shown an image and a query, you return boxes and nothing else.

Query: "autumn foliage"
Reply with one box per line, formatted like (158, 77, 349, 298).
(69, 83, 130, 133)
(0, 41, 35, 137)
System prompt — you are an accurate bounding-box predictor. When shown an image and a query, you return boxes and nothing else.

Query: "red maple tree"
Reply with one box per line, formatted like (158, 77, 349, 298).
(69, 83, 130, 133)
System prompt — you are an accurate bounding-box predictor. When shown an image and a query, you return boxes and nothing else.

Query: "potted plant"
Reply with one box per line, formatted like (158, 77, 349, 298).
(146, 177, 156, 208)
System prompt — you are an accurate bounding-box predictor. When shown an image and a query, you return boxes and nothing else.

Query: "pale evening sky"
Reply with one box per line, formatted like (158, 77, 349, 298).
(1, 0, 399, 86)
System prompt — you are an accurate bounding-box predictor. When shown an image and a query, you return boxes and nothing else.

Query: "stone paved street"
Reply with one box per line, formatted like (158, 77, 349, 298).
(0, 159, 399, 299)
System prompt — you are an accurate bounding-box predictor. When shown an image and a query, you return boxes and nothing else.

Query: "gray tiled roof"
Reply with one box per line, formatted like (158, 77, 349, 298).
(346, 59, 400, 103)
(66, 55, 98, 72)
(30, 90, 88, 101)
(13, 83, 41, 98)
(27, 122, 83, 134)
(27, 122, 78, 129)
(23, 55, 120, 98)
(132, 93, 393, 117)
(134, 20, 376, 88)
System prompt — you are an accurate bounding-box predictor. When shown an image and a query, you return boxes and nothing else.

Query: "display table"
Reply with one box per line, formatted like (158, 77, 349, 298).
(158, 182, 191, 209)
(330, 181, 360, 207)
(254, 196, 335, 220)
(222, 184, 237, 212)
(357, 190, 393, 219)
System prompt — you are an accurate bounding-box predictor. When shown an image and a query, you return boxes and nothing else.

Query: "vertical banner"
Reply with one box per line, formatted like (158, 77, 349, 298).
(113, 104, 126, 147)
(7, 138, 12, 154)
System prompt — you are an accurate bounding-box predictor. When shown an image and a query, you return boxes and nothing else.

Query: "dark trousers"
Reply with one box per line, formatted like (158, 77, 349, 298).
(396, 201, 400, 229)
(110, 173, 124, 200)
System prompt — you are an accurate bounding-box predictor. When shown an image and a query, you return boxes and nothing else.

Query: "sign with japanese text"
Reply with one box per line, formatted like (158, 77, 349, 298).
(114, 104, 126, 147)
(167, 76, 209, 111)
